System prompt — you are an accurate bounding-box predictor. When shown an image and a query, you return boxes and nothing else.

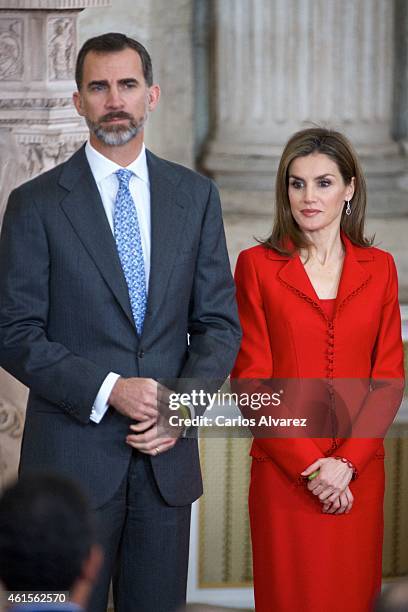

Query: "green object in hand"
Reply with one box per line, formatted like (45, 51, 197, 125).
(308, 470, 320, 481)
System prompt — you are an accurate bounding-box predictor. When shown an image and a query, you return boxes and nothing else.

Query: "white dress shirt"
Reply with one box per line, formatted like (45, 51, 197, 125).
(85, 141, 151, 423)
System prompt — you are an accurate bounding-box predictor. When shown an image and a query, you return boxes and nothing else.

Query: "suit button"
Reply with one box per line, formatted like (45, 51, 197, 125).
(138, 350, 145, 358)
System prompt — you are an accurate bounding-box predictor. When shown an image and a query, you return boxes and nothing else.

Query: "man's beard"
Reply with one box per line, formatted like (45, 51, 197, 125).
(86, 111, 146, 146)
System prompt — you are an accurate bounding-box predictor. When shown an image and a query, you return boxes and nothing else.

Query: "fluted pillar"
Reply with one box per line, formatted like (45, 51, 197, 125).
(394, 0, 408, 154)
(204, 0, 408, 215)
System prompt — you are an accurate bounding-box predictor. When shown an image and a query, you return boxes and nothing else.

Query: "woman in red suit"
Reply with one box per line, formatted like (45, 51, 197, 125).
(231, 128, 404, 612)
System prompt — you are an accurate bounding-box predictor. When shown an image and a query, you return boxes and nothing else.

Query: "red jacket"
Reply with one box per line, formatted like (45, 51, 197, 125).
(231, 233, 405, 481)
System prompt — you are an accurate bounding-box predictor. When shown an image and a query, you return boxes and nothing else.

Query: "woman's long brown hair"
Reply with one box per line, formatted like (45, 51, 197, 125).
(262, 127, 374, 254)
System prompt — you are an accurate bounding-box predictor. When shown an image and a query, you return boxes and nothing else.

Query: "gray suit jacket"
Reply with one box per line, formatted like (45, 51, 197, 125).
(0, 145, 241, 508)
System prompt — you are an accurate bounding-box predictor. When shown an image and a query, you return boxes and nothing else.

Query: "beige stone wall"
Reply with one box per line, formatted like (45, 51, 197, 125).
(0, 369, 27, 488)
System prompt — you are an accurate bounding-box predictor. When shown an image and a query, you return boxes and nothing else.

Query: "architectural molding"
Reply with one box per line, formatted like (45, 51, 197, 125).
(0, 0, 110, 8)
(0, 97, 72, 109)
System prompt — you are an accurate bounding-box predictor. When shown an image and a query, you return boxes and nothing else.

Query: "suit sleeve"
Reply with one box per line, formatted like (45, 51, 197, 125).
(231, 250, 324, 483)
(336, 253, 405, 475)
(0, 187, 110, 424)
(177, 180, 242, 391)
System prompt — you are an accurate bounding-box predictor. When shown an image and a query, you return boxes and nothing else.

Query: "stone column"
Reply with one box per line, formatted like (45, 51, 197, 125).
(0, 0, 110, 489)
(394, 0, 408, 154)
(0, 0, 110, 178)
(145, 0, 195, 168)
(204, 0, 408, 216)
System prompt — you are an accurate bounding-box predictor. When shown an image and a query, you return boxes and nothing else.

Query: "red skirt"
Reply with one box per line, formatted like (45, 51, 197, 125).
(249, 453, 384, 612)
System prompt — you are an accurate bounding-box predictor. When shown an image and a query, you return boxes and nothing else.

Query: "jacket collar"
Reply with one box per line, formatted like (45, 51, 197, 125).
(274, 231, 372, 316)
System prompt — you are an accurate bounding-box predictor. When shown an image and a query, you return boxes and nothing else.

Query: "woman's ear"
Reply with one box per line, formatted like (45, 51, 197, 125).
(347, 176, 356, 201)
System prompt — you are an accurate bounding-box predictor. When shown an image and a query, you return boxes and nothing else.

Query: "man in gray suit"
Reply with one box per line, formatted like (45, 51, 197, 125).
(0, 33, 241, 612)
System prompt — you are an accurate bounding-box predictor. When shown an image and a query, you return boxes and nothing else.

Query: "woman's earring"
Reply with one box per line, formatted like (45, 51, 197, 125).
(345, 200, 352, 216)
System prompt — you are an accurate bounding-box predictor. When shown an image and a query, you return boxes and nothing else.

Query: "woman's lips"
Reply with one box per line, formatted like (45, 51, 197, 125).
(301, 209, 321, 216)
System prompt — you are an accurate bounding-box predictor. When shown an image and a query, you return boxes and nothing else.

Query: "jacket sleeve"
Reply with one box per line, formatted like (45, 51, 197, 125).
(336, 253, 405, 475)
(0, 187, 110, 424)
(176, 180, 242, 393)
(231, 249, 323, 483)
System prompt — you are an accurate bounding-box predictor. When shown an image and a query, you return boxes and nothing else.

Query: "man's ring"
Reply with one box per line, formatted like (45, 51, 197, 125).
(155, 447, 161, 455)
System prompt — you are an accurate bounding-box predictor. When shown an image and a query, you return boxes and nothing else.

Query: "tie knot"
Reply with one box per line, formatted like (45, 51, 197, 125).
(116, 168, 133, 187)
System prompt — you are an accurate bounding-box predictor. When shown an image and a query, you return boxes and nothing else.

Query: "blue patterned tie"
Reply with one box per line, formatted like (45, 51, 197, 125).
(114, 169, 147, 334)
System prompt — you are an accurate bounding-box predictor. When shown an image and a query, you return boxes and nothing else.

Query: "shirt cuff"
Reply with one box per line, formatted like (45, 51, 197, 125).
(90, 372, 121, 423)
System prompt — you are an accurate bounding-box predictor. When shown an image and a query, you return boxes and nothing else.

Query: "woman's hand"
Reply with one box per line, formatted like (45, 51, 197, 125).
(322, 486, 354, 515)
(301, 457, 354, 503)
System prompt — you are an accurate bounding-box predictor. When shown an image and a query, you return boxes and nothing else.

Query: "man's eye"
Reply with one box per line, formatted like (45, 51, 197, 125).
(90, 84, 105, 91)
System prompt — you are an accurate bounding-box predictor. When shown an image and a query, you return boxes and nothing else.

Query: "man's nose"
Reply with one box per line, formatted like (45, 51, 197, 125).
(106, 87, 124, 108)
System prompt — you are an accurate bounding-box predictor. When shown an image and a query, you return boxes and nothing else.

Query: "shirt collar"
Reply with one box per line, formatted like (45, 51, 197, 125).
(85, 141, 149, 185)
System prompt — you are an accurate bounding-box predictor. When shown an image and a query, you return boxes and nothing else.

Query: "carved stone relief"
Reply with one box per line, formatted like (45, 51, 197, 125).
(48, 16, 75, 80)
(0, 128, 27, 228)
(0, 18, 23, 80)
(23, 135, 84, 174)
(0, 97, 73, 110)
(0, 370, 27, 489)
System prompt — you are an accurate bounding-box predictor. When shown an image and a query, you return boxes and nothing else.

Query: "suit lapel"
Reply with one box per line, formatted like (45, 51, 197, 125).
(335, 233, 372, 313)
(277, 253, 319, 304)
(143, 151, 188, 331)
(276, 232, 372, 316)
(58, 146, 135, 328)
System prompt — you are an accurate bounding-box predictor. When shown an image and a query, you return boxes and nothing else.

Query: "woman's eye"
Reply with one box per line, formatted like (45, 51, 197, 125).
(319, 180, 331, 188)
(290, 180, 303, 189)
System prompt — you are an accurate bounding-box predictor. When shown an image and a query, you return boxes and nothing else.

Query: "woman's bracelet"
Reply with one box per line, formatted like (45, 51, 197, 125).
(334, 456, 358, 480)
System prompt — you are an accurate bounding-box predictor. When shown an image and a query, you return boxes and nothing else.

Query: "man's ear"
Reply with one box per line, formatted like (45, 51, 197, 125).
(73, 91, 84, 117)
(147, 84, 160, 111)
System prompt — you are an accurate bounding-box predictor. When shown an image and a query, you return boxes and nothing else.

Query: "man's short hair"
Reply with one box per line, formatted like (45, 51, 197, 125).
(75, 32, 153, 89)
(0, 472, 94, 591)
